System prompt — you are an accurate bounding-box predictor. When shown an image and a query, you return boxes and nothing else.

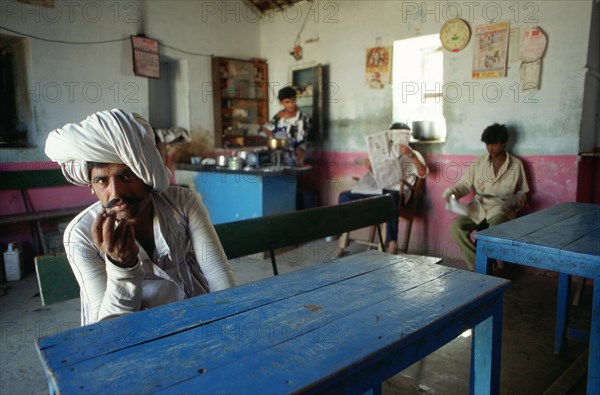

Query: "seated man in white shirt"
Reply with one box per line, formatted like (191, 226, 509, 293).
(337, 123, 428, 255)
(45, 109, 236, 325)
(442, 123, 529, 270)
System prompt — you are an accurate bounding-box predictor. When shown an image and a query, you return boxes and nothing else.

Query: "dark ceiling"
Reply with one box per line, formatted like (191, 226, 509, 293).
(243, 0, 306, 13)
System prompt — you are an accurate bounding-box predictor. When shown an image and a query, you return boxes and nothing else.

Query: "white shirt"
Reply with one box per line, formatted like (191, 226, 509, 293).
(443, 153, 529, 224)
(351, 150, 428, 204)
(63, 186, 236, 325)
(385, 151, 428, 202)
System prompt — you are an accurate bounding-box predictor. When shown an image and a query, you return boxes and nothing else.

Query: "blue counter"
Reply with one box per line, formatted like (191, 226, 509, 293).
(175, 165, 298, 224)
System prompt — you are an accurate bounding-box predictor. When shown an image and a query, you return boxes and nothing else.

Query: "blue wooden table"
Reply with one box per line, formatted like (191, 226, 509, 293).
(36, 251, 510, 394)
(475, 202, 600, 394)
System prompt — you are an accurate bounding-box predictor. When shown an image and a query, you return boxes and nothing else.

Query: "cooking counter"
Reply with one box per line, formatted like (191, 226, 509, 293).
(174, 164, 304, 224)
(175, 163, 310, 176)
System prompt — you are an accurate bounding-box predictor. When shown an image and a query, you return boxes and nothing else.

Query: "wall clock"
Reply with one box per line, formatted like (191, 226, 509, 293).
(439, 19, 471, 52)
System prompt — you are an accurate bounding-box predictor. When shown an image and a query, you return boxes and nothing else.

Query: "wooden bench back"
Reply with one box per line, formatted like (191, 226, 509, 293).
(34, 254, 80, 306)
(33, 195, 395, 305)
(214, 195, 395, 259)
(0, 169, 91, 256)
(0, 169, 70, 191)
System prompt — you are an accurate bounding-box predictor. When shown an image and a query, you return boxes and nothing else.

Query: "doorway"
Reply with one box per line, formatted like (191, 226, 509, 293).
(148, 57, 189, 130)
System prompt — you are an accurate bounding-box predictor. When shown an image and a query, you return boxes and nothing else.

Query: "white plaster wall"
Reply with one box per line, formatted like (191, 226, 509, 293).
(0, 0, 147, 162)
(0, 0, 591, 161)
(0, 0, 261, 162)
(142, 0, 262, 150)
(259, 0, 593, 155)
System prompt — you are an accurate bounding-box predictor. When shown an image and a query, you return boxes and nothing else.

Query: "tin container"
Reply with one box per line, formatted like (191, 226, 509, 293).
(228, 156, 244, 171)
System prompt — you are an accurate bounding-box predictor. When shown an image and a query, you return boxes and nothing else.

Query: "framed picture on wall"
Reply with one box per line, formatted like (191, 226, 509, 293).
(131, 35, 160, 79)
(365, 46, 392, 89)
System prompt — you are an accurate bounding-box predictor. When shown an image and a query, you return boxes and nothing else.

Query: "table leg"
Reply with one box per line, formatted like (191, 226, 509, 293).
(470, 299, 503, 395)
(587, 280, 600, 393)
(475, 243, 493, 275)
(554, 273, 571, 354)
(47, 378, 56, 395)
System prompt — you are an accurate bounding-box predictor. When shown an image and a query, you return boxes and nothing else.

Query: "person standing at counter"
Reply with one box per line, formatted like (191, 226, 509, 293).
(45, 109, 236, 325)
(262, 86, 311, 167)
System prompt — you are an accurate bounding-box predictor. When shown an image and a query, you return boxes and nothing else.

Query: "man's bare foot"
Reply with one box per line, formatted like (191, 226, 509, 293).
(386, 241, 398, 255)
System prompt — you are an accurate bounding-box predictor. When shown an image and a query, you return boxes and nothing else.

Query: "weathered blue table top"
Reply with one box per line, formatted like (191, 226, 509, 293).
(36, 251, 510, 394)
(475, 202, 600, 394)
(476, 202, 600, 273)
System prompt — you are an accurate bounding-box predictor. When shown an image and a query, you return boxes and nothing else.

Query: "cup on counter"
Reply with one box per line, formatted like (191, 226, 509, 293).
(228, 156, 244, 170)
(191, 156, 202, 165)
(217, 155, 229, 168)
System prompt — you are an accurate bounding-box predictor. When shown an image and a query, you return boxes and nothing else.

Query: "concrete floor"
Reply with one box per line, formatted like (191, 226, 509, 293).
(0, 239, 591, 395)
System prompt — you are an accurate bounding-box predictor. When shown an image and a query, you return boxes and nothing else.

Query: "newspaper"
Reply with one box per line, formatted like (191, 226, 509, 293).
(445, 195, 469, 216)
(362, 130, 411, 190)
(350, 171, 381, 195)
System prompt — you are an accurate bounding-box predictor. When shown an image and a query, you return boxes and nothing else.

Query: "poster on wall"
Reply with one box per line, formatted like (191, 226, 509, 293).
(131, 35, 161, 79)
(365, 46, 392, 89)
(520, 26, 547, 62)
(472, 21, 510, 79)
(519, 26, 547, 90)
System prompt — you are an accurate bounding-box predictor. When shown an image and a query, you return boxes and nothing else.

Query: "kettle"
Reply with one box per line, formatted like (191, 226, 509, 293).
(239, 151, 258, 166)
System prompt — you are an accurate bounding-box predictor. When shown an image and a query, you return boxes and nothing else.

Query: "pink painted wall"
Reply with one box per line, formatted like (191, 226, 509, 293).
(1, 162, 98, 273)
(1, 155, 580, 269)
(301, 152, 579, 260)
(0, 162, 97, 216)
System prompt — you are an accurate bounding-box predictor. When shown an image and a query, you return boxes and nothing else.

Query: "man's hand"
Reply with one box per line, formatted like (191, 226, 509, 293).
(92, 210, 139, 268)
(261, 127, 274, 138)
(399, 144, 428, 177)
(364, 158, 373, 172)
(399, 144, 414, 158)
(442, 188, 454, 203)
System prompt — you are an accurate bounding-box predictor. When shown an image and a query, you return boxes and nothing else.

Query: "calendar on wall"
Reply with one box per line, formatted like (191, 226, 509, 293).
(131, 35, 160, 79)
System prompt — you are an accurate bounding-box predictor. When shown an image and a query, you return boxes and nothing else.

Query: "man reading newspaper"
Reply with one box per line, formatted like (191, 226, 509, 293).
(337, 123, 428, 255)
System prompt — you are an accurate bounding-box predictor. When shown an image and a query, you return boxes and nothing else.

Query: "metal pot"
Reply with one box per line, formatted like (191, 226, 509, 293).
(268, 138, 287, 150)
(241, 151, 258, 166)
(411, 120, 441, 141)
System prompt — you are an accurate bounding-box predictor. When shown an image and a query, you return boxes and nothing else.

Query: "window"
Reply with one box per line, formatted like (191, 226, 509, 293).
(392, 34, 446, 141)
(0, 34, 31, 147)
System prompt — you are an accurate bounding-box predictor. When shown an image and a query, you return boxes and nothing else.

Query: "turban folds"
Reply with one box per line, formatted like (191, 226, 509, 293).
(45, 109, 170, 192)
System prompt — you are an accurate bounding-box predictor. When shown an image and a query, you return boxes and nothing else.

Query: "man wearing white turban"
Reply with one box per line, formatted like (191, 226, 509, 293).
(45, 109, 236, 325)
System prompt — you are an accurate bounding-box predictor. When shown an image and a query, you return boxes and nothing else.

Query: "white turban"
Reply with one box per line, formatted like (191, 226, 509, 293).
(45, 109, 170, 192)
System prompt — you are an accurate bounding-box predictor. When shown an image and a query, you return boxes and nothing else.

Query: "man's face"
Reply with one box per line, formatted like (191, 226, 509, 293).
(486, 142, 505, 158)
(90, 163, 152, 222)
(280, 98, 297, 113)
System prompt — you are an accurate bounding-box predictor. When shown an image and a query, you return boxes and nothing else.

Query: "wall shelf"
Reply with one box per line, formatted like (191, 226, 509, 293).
(212, 56, 269, 148)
